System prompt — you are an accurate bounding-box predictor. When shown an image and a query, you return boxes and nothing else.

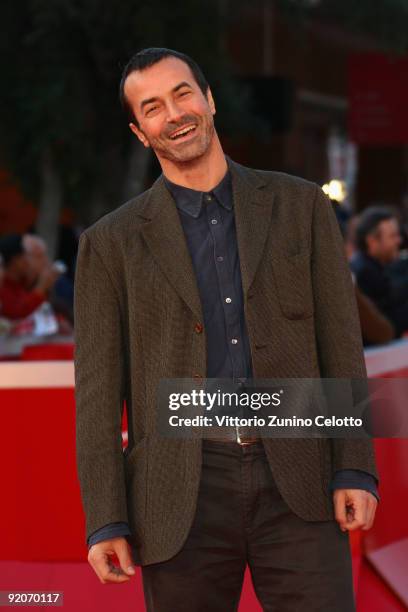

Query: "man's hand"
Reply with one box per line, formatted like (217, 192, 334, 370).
(333, 488, 378, 532)
(88, 537, 136, 584)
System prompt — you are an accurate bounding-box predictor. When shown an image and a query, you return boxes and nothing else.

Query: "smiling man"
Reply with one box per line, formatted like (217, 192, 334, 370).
(123, 51, 227, 189)
(74, 48, 379, 611)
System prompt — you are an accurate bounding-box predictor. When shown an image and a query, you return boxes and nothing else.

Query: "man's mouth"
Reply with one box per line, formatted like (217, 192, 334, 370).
(168, 124, 197, 141)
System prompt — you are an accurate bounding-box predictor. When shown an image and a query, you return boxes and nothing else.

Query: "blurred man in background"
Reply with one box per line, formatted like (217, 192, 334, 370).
(331, 204, 395, 346)
(23, 234, 74, 325)
(0, 233, 57, 320)
(351, 207, 408, 337)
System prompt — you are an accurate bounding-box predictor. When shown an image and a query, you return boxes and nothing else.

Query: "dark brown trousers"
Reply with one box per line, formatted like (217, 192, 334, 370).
(141, 440, 355, 612)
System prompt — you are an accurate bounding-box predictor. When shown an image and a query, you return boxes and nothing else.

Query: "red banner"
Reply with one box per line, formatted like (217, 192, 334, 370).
(348, 53, 408, 145)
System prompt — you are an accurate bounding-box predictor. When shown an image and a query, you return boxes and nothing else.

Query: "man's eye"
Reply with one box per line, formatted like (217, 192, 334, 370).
(146, 106, 158, 115)
(179, 91, 190, 97)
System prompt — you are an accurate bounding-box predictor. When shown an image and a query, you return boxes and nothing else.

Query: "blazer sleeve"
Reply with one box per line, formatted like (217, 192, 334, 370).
(310, 184, 378, 481)
(74, 231, 129, 544)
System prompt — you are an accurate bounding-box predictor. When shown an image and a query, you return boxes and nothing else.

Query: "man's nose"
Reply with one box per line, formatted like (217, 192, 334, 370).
(165, 100, 185, 124)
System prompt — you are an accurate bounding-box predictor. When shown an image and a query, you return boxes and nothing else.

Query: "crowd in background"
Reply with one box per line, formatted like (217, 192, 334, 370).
(1, 198, 408, 350)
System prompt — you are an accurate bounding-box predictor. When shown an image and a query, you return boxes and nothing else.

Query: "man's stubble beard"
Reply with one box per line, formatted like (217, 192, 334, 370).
(143, 112, 215, 164)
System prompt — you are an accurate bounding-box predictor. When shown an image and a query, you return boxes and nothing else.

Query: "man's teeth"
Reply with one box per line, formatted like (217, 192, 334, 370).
(170, 125, 196, 139)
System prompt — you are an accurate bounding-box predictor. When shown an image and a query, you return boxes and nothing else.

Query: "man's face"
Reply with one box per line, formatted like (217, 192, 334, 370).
(27, 246, 49, 276)
(367, 218, 401, 264)
(124, 57, 216, 163)
(22, 243, 50, 288)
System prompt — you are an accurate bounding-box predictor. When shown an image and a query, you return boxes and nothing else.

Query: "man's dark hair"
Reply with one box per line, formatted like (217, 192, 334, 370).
(0, 233, 24, 266)
(355, 206, 396, 253)
(119, 47, 209, 127)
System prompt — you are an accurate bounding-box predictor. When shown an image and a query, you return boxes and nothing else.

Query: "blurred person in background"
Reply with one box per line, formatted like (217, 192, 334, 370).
(23, 234, 74, 325)
(0, 233, 58, 320)
(350, 207, 408, 337)
(386, 208, 408, 296)
(331, 206, 396, 346)
(363, 200, 408, 284)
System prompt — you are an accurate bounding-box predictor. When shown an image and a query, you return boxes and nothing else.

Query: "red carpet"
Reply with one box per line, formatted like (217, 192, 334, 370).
(1, 560, 405, 611)
(0, 562, 261, 612)
(1, 355, 408, 611)
(356, 559, 407, 612)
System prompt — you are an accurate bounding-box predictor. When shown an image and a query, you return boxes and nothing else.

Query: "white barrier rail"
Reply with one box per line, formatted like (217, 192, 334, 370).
(1, 338, 408, 389)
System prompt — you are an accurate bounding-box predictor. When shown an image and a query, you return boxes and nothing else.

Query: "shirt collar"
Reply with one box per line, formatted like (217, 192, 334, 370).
(163, 167, 233, 218)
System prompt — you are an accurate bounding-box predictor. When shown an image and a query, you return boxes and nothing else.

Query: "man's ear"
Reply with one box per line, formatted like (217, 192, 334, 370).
(129, 122, 150, 148)
(206, 88, 216, 116)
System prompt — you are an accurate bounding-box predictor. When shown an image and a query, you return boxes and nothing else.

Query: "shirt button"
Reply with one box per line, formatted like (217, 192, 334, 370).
(194, 322, 203, 334)
(211, 219, 218, 225)
(225, 297, 232, 303)
(231, 338, 238, 344)
(217, 256, 224, 262)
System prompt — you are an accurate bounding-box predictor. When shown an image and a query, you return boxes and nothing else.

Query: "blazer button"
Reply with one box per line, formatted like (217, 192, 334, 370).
(194, 322, 203, 334)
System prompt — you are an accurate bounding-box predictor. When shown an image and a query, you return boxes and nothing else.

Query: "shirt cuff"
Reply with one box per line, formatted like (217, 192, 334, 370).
(330, 469, 380, 502)
(87, 522, 131, 549)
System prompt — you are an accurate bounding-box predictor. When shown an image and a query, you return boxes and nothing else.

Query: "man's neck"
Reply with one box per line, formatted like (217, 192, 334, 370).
(159, 134, 228, 192)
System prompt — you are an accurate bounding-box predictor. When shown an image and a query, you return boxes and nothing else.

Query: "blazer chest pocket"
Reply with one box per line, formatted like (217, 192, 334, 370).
(271, 250, 314, 320)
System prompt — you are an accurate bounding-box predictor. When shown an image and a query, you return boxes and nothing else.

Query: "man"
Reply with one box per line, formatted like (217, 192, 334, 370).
(334, 210, 395, 346)
(74, 48, 378, 611)
(0, 233, 58, 319)
(351, 206, 408, 337)
(23, 234, 74, 325)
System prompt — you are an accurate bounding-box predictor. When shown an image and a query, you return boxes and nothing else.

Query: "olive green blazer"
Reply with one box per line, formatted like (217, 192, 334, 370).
(74, 157, 378, 565)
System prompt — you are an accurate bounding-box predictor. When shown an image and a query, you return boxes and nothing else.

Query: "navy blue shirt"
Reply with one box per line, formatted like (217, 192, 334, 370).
(164, 168, 253, 380)
(87, 166, 378, 548)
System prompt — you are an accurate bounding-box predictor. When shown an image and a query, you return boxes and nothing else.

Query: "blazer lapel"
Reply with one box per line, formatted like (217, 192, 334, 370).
(139, 176, 204, 321)
(227, 158, 274, 304)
